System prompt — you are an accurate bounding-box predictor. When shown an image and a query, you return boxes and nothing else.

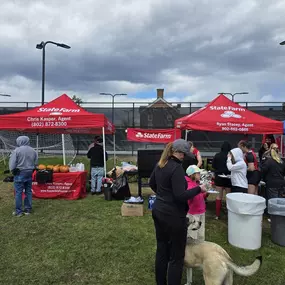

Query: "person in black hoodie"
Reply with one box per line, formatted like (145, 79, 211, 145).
(149, 139, 206, 285)
(261, 143, 285, 202)
(212, 141, 232, 220)
(87, 137, 108, 195)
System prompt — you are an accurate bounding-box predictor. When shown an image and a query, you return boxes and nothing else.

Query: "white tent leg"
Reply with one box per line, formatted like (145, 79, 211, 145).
(62, 134, 66, 165)
(113, 132, 116, 168)
(185, 130, 188, 140)
(102, 127, 107, 178)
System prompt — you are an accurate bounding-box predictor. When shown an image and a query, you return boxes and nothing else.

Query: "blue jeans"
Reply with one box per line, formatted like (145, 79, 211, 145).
(14, 170, 33, 215)
(91, 167, 104, 193)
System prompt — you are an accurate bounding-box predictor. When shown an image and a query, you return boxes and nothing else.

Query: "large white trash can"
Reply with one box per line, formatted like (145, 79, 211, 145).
(226, 193, 266, 250)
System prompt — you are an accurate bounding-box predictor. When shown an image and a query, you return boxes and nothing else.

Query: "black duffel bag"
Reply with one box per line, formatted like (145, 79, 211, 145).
(36, 169, 53, 184)
(112, 174, 131, 200)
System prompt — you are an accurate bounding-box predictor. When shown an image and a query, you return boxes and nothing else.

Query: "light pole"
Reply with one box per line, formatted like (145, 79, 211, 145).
(99, 93, 127, 124)
(280, 41, 285, 45)
(36, 41, 71, 105)
(218, 92, 249, 102)
(99, 93, 127, 166)
(0, 94, 11, 97)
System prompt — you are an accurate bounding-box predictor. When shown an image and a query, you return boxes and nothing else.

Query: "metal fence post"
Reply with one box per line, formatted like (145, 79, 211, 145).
(132, 103, 135, 156)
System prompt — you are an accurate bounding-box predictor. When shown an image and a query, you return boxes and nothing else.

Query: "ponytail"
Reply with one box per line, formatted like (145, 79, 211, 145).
(158, 142, 173, 168)
(271, 149, 282, 164)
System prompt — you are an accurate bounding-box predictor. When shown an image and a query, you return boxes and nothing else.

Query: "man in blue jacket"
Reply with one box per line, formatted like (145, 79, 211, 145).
(9, 136, 38, 217)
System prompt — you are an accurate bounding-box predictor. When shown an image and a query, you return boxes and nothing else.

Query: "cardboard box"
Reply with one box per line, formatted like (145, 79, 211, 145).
(121, 203, 144, 217)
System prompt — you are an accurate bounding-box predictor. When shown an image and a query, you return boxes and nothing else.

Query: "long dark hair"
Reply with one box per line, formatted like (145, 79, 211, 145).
(221, 141, 231, 153)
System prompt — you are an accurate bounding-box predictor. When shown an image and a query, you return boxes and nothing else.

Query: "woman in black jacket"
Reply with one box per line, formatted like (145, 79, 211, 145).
(261, 143, 285, 201)
(212, 141, 232, 220)
(149, 139, 206, 285)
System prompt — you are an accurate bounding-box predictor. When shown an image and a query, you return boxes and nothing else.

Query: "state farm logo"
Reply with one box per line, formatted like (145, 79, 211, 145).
(38, 107, 80, 116)
(220, 110, 242, 119)
(135, 131, 172, 139)
(135, 132, 144, 138)
(210, 105, 245, 112)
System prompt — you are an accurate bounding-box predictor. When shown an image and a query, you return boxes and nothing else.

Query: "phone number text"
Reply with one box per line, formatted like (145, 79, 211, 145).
(31, 121, 67, 127)
(221, 127, 249, 132)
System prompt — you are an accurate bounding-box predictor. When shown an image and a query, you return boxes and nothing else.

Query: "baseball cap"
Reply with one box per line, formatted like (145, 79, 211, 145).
(186, 165, 201, 176)
(172, 139, 191, 155)
(97, 137, 103, 143)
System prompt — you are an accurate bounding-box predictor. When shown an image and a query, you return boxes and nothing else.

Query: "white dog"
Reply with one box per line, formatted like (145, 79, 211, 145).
(184, 216, 262, 285)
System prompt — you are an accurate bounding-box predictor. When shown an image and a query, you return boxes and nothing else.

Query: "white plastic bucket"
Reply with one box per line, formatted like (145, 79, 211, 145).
(226, 193, 266, 250)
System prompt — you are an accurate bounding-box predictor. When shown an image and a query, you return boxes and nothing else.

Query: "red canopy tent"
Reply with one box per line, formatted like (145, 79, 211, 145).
(0, 94, 114, 134)
(0, 94, 115, 173)
(175, 94, 283, 134)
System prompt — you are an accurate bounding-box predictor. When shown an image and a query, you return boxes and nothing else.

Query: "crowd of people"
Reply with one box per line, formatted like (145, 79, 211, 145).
(8, 133, 285, 284)
(180, 136, 285, 220)
(149, 136, 285, 285)
(211, 137, 285, 219)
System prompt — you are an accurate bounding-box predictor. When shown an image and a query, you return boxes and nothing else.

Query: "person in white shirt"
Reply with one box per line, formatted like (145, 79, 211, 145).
(227, 147, 248, 193)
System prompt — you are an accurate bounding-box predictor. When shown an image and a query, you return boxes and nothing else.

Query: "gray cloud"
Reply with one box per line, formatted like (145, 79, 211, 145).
(0, 0, 285, 102)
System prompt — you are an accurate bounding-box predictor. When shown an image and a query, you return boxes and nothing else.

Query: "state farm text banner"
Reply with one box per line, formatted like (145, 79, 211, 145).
(126, 128, 181, 143)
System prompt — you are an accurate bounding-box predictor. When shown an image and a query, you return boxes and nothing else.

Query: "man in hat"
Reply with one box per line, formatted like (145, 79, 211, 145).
(87, 137, 108, 195)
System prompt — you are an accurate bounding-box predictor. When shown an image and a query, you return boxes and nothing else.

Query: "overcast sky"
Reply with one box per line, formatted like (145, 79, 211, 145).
(0, 0, 285, 105)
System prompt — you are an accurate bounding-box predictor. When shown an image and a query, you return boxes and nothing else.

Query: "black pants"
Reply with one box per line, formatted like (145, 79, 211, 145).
(231, 186, 247, 193)
(152, 208, 187, 285)
(265, 186, 285, 215)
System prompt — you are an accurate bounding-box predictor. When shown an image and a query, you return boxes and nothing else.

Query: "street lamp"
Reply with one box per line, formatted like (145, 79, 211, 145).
(99, 92, 127, 167)
(279, 41, 285, 45)
(0, 93, 11, 97)
(36, 41, 71, 105)
(99, 93, 127, 124)
(218, 92, 249, 102)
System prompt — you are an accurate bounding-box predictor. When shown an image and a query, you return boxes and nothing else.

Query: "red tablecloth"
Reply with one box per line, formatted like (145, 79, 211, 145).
(32, 171, 87, 200)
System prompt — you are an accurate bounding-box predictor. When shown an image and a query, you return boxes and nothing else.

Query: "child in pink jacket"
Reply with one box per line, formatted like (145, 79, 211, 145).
(185, 165, 209, 241)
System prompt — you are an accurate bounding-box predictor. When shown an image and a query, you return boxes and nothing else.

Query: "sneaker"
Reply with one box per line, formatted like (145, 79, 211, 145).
(267, 218, 271, 223)
(23, 211, 31, 216)
(214, 216, 219, 220)
(12, 212, 23, 217)
(124, 196, 144, 204)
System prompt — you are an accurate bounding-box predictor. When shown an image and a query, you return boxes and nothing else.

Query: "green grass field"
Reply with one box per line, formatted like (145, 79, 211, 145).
(1, 156, 285, 284)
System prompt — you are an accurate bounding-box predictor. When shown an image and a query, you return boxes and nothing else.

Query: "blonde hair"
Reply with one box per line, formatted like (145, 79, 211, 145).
(158, 142, 173, 168)
(270, 143, 282, 163)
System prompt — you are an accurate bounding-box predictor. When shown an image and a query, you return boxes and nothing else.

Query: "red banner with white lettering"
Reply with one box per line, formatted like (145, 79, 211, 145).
(32, 171, 87, 200)
(126, 128, 181, 143)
